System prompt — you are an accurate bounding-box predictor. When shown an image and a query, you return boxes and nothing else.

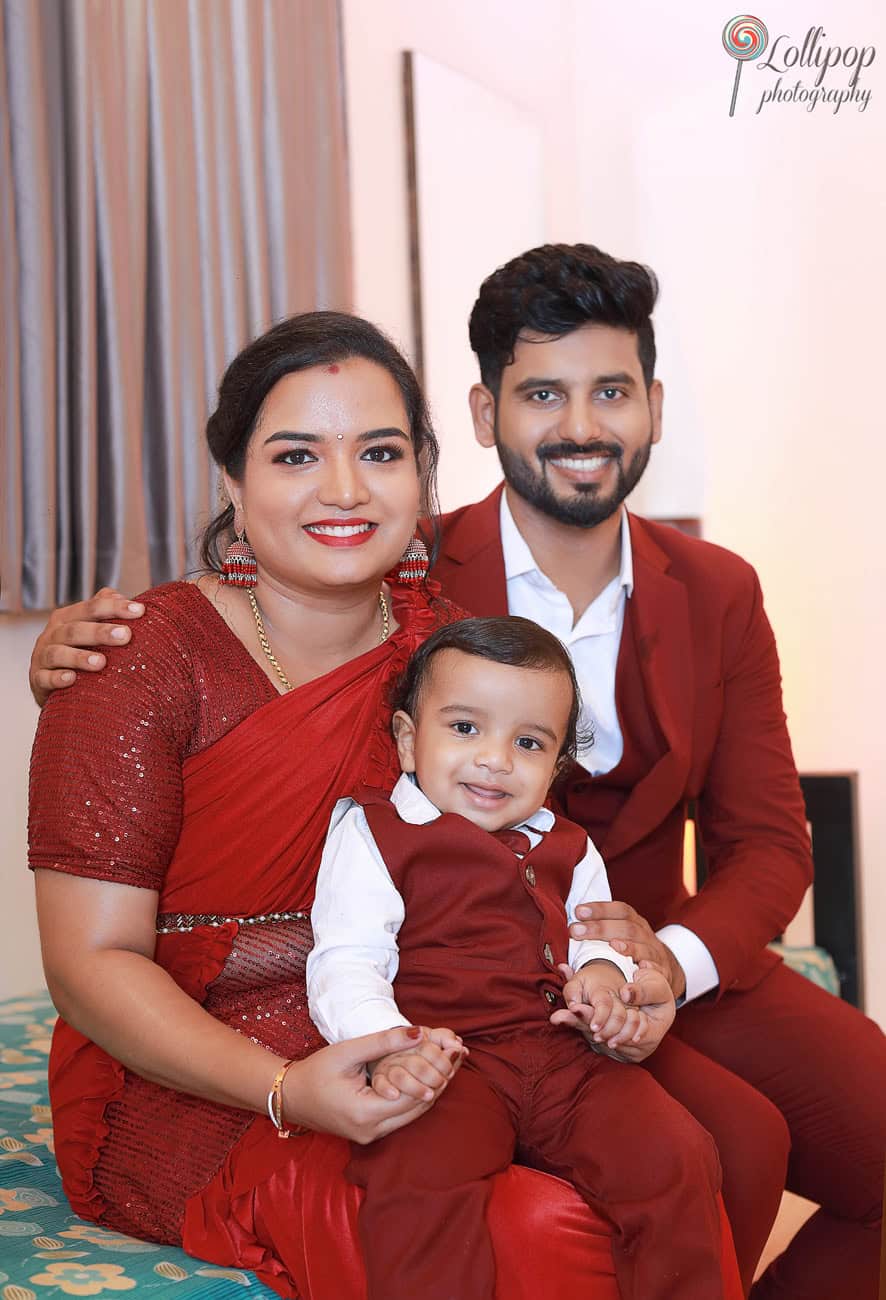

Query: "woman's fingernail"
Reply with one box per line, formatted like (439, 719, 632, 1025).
(128, 603, 144, 614)
(572, 924, 587, 936)
(111, 627, 128, 640)
(87, 654, 103, 667)
(60, 671, 75, 684)
(405, 1026, 422, 1038)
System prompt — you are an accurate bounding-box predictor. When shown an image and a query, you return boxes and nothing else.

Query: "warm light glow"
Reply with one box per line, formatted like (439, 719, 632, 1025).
(683, 819, 697, 896)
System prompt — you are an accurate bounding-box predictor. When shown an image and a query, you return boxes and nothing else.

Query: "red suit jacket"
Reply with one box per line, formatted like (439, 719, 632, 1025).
(431, 485, 813, 997)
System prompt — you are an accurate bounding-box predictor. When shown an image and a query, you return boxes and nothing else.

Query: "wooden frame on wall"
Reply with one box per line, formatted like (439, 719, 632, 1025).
(402, 51, 545, 512)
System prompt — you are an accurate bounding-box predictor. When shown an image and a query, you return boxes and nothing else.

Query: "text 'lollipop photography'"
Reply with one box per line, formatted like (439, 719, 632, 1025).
(722, 15, 876, 116)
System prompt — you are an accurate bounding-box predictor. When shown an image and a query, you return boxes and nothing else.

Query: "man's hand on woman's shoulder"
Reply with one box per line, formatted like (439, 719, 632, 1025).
(29, 588, 145, 706)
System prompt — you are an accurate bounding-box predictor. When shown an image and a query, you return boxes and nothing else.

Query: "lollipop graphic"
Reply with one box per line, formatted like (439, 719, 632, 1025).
(722, 15, 769, 117)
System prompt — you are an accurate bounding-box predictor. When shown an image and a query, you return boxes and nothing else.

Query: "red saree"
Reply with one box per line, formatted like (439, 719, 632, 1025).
(30, 580, 740, 1299)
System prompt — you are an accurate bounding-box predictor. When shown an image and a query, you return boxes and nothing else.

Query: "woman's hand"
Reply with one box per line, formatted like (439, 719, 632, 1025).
(282, 1025, 466, 1145)
(29, 588, 144, 706)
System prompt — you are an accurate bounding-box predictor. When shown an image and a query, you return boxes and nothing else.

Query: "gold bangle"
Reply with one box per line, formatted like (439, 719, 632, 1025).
(268, 1059, 307, 1139)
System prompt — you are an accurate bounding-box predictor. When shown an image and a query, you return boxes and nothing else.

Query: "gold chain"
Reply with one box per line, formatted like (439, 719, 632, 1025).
(247, 587, 390, 693)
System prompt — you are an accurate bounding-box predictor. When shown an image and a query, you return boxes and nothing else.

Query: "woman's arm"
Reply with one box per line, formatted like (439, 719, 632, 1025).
(37, 869, 451, 1143)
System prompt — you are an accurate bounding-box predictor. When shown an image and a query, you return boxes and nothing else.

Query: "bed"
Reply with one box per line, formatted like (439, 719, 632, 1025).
(0, 990, 278, 1300)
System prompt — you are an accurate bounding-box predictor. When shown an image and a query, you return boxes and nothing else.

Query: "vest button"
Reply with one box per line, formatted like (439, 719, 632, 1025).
(544, 990, 558, 1005)
(543, 943, 554, 965)
(525, 864, 536, 887)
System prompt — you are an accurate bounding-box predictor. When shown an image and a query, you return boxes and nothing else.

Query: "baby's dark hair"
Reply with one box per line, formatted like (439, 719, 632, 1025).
(392, 616, 592, 772)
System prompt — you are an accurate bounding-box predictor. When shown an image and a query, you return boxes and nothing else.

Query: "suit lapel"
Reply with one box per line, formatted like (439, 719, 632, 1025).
(599, 516, 694, 861)
(434, 484, 509, 617)
(435, 499, 695, 860)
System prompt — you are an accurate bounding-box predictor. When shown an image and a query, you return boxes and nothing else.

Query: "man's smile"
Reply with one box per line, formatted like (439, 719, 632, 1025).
(547, 454, 612, 474)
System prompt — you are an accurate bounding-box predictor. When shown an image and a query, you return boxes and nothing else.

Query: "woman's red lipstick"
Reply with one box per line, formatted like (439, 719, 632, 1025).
(302, 518, 378, 547)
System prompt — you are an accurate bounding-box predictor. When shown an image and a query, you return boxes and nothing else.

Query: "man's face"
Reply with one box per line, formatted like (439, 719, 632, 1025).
(472, 325, 663, 528)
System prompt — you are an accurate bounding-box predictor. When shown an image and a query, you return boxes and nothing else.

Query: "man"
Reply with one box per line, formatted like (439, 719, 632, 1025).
(430, 244, 885, 1299)
(30, 244, 885, 1298)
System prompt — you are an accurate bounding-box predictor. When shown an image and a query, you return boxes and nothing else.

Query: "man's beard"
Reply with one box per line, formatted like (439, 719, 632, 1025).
(494, 428, 654, 529)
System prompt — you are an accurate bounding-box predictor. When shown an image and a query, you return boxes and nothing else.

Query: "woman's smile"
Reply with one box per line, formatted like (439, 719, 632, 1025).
(303, 518, 379, 547)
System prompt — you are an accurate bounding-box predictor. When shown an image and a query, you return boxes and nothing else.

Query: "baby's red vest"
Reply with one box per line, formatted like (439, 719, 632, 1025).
(358, 795, 590, 1037)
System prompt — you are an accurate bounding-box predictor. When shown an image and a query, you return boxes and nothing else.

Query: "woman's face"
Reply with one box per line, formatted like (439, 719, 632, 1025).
(228, 358, 421, 595)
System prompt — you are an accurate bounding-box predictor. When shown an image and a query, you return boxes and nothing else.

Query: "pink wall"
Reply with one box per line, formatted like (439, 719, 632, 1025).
(343, 0, 886, 1024)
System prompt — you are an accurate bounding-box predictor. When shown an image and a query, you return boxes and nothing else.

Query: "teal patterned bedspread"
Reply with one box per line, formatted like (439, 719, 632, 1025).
(0, 992, 278, 1300)
(0, 950, 839, 1297)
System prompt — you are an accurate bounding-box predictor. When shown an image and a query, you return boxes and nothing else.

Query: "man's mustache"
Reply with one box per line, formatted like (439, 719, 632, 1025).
(537, 440, 623, 463)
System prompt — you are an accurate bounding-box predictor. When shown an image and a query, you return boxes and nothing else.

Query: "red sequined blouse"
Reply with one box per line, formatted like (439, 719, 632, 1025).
(28, 580, 450, 1246)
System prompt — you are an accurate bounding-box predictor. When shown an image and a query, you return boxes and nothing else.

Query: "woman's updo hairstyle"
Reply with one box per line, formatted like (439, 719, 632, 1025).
(200, 311, 440, 573)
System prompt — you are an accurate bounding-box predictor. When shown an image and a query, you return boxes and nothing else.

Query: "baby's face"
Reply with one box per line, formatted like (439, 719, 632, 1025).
(393, 648, 573, 832)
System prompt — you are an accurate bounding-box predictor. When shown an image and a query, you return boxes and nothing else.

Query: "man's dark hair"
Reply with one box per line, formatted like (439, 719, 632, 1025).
(392, 616, 591, 770)
(468, 243, 659, 396)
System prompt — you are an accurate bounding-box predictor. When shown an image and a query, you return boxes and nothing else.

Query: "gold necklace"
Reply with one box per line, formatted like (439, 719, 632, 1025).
(247, 587, 390, 693)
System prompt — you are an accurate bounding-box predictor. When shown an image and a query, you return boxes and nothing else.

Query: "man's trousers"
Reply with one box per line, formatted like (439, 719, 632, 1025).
(644, 961, 886, 1298)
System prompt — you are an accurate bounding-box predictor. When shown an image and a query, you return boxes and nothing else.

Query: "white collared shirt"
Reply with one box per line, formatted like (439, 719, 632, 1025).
(307, 774, 636, 1044)
(500, 492, 633, 777)
(499, 491, 719, 1005)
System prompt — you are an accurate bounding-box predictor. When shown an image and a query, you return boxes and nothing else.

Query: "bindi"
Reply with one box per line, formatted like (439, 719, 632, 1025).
(326, 363, 340, 374)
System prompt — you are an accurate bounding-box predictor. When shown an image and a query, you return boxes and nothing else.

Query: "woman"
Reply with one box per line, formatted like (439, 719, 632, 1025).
(29, 312, 740, 1299)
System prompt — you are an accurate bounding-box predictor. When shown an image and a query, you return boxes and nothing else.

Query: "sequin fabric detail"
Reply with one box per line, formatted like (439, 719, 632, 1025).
(204, 917, 324, 1058)
(29, 583, 276, 889)
(93, 918, 320, 1242)
(94, 1074, 255, 1244)
(156, 909, 307, 934)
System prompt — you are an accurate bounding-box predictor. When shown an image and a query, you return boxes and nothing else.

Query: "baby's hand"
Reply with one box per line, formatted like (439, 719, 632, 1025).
(368, 1026, 467, 1103)
(550, 961, 676, 1063)
(551, 962, 635, 1047)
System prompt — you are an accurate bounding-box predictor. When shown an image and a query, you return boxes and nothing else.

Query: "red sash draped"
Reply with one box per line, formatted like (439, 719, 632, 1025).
(161, 586, 441, 920)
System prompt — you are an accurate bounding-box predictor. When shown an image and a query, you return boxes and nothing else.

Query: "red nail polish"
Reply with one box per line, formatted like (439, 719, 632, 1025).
(405, 1026, 422, 1038)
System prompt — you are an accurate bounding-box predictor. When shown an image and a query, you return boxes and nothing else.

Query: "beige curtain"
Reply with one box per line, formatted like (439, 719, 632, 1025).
(0, 0, 351, 612)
